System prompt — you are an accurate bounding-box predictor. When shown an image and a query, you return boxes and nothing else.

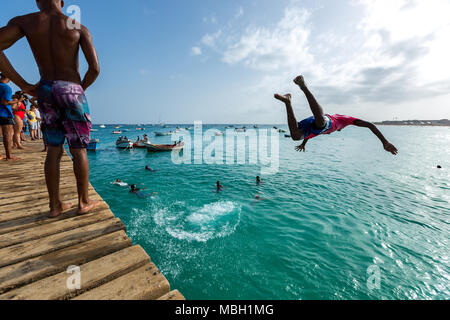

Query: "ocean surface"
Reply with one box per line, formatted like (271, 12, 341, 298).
(86, 124, 449, 300)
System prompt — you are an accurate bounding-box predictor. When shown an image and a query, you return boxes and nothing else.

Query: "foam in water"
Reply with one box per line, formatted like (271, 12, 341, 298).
(154, 201, 241, 242)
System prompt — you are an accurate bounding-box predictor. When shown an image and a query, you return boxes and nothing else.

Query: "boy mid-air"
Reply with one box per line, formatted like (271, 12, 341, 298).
(275, 76, 398, 155)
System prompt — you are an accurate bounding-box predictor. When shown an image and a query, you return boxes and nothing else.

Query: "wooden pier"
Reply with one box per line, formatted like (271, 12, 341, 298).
(0, 140, 184, 300)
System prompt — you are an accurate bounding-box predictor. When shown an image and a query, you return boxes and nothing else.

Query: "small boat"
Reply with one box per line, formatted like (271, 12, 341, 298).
(278, 129, 287, 133)
(87, 139, 99, 151)
(154, 131, 171, 137)
(116, 138, 134, 149)
(113, 130, 122, 134)
(284, 134, 291, 138)
(114, 126, 121, 129)
(253, 125, 259, 128)
(215, 131, 224, 136)
(273, 126, 278, 130)
(134, 140, 151, 148)
(146, 142, 184, 152)
(185, 127, 191, 130)
(91, 129, 98, 132)
(100, 125, 106, 129)
(235, 127, 246, 133)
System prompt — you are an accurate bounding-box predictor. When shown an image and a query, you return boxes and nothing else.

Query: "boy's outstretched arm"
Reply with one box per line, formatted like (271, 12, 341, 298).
(354, 120, 398, 155)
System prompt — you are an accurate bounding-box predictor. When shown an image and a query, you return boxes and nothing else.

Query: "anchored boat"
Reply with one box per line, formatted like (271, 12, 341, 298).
(146, 142, 184, 152)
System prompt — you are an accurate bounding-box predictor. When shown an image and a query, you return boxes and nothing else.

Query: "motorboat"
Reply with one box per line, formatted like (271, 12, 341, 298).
(116, 137, 134, 149)
(99, 125, 106, 129)
(235, 127, 246, 133)
(146, 141, 184, 152)
(113, 130, 122, 134)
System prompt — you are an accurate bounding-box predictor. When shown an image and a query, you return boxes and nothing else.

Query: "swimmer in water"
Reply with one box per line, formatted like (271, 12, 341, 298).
(145, 165, 156, 172)
(113, 179, 128, 187)
(216, 181, 224, 192)
(256, 176, 262, 185)
(129, 184, 157, 198)
(275, 75, 398, 155)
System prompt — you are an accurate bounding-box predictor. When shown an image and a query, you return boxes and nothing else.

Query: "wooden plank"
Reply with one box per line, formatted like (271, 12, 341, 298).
(0, 191, 101, 220)
(0, 245, 149, 300)
(157, 290, 186, 301)
(0, 201, 110, 236)
(0, 185, 96, 206)
(0, 218, 125, 268)
(72, 263, 170, 300)
(0, 231, 131, 294)
(0, 209, 114, 249)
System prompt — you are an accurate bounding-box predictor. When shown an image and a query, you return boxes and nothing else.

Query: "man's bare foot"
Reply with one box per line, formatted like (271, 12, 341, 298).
(6, 156, 21, 162)
(49, 202, 74, 218)
(293, 75, 307, 89)
(77, 200, 103, 216)
(274, 93, 292, 104)
(0, 155, 5, 160)
(17, 146, 26, 150)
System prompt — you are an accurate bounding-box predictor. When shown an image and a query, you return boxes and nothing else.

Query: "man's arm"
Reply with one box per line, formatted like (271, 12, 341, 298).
(0, 19, 32, 90)
(79, 26, 100, 91)
(295, 139, 309, 152)
(354, 119, 398, 155)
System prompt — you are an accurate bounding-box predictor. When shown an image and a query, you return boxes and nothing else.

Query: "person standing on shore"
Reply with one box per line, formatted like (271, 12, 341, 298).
(0, 72, 20, 161)
(0, 0, 101, 217)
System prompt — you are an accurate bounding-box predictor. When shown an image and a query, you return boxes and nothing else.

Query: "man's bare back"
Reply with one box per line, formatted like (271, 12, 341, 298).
(0, 0, 99, 95)
(0, 0, 101, 217)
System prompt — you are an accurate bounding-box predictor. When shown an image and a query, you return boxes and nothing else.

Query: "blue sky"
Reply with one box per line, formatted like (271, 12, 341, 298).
(1, 0, 449, 124)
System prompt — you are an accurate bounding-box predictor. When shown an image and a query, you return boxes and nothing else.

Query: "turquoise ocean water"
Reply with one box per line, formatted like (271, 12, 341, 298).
(86, 125, 449, 300)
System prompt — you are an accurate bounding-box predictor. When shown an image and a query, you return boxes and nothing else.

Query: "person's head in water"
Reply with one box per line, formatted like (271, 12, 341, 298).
(256, 176, 261, 184)
(0, 73, 10, 84)
(216, 181, 223, 189)
(130, 184, 137, 192)
(36, 0, 64, 12)
(437, 165, 442, 169)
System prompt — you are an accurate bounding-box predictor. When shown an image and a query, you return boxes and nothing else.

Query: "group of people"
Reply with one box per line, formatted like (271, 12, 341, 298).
(0, 73, 44, 161)
(216, 176, 266, 201)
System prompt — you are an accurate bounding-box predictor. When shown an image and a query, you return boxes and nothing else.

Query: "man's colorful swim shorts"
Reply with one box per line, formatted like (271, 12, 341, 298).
(298, 115, 332, 140)
(37, 80, 92, 148)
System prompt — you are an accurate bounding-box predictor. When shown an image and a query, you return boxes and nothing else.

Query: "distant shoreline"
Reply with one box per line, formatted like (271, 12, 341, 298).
(374, 119, 450, 127)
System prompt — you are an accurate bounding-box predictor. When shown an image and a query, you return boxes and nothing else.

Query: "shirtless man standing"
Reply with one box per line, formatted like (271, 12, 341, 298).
(0, 0, 101, 217)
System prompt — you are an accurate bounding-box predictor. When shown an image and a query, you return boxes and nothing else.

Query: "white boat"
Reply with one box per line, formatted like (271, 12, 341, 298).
(100, 125, 106, 129)
(235, 127, 246, 133)
(113, 131, 122, 134)
(134, 140, 151, 148)
(215, 131, 224, 136)
(116, 138, 134, 149)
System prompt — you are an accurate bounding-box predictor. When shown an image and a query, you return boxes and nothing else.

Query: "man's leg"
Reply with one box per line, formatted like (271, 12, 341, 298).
(274, 94, 303, 141)
(294, 76, 326, 128)
(2, 124, 19, 161)
(70, 148, 101, 215)
(46, 145, 73, 217)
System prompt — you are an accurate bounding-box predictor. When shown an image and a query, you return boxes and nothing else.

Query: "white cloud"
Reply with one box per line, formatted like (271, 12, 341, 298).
(191, 46, 202, 56)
